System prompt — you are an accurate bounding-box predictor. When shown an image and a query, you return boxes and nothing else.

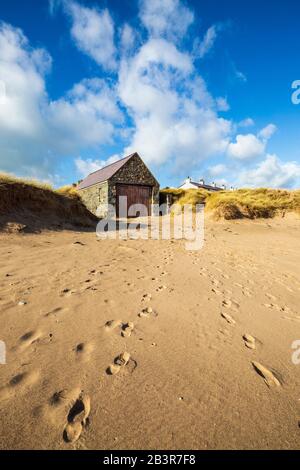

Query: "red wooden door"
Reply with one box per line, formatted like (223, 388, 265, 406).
(116, 184, 152, 217)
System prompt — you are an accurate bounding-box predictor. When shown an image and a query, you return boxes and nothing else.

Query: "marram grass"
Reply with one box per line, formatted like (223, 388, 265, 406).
(160, 188, 300, 220)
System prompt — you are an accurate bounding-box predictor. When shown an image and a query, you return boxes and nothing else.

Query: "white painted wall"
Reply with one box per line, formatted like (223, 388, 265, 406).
(179, 181, 200, 189)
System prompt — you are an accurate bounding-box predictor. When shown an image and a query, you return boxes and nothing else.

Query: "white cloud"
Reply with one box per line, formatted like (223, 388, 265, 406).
(0, 22, 51, 176)
(208, 163, 227, 177)
(0, 23, 51, 137)
(48, 78, 123, 151)
(197, 25, 218, 59)
(65, 1, 117, 70)
(232, 63, 247, 83)
(75, 154, 120, 177)
(139, 0, 194, 41)
(0, 22, 122, 180)
(238, 118, 255, 128)
(227, 123, 277, 161)
(120, 23, 137, 54)
(118, 37, 231, 168)
(227, 134, 266, 160)
(238, 154, 300, 189)
(258, 123, 277, 140)
(216, 97, 230, 112)
(49, 0, 61, 16)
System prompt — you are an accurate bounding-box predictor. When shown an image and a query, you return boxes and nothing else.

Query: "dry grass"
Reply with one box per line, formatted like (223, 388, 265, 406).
(55, 185, 80, 199)
(160, 187, 300, 220)
(0, 173, 97, 232)
(0, 173, 53, 191)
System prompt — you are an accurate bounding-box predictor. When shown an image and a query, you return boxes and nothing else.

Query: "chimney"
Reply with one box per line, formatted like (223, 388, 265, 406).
(199, 178, 205, 185)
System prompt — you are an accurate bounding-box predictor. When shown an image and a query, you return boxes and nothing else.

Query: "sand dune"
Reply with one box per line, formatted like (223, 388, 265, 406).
(0, 214, 300, 449)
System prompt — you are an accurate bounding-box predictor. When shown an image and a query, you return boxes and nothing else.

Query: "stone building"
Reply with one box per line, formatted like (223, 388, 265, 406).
(77, 152, 160, 218)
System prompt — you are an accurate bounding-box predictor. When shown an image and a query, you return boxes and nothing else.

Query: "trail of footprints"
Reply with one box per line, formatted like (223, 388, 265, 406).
(104, 291, 159, 377)
(202, 261, 291, 392)
(217, 281, 283, 390)
(1, 257, 163, 447)
(3, 249, 295, 444)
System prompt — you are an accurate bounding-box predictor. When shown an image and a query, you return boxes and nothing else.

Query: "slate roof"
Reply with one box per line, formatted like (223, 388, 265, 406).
(179, 181, 223, 191)
(77, 153, 136, 190)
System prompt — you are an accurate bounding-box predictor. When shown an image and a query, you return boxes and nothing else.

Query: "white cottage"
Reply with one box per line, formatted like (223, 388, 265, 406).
(179, 177, 224, 192)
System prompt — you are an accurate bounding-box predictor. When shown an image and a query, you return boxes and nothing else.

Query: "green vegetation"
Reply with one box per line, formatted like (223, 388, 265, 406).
(160, 187, 300, 220)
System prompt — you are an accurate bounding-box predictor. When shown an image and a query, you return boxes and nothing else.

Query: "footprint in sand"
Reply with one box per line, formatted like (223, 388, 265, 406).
(50, 387, 81, 408)
(222, 299, 232, 309)
(156, 285, 167, 292)
(74, 342, 94, 362)
(212, 288, 222, 296)
(221, 312, 236, 325)
(0, 369, 40, 401)
(242, 289, 253, 298)
(104, 319, 123, 332)
(199, 271, 208, 278)
(126, 282, 135, 288)
(121, 322, 134, 338)
(15, 330, 42, 351)
(222, 299, 239, 310)
(63, 392, 91, 443)
(43, 387, 82, 423)
(243, 334, 256, 350)
(263, 303, 281, 311)
(104, 320, 134, 337)
(45, 307, 68, 318)
(107, 352, 131, 375)
(251, 362, 281, 388)
(141, 293, 152, 303)
(61, 288, 76, 297)
(138, 307, 158, 318)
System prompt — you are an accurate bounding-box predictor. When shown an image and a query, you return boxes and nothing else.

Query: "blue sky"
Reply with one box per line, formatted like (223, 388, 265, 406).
(0, 0, 299, 189)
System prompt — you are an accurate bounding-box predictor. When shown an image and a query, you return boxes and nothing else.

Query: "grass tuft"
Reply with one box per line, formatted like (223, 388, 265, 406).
(160, 187, 300, 219)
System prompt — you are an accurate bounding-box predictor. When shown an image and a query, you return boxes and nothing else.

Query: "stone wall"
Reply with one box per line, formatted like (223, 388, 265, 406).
(79, 181, 108, 217)
(79, 154, 160, 218)
(109, 153, 160, 209)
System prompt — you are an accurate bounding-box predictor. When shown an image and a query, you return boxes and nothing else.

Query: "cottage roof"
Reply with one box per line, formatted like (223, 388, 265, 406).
(179, 180, 223, 191)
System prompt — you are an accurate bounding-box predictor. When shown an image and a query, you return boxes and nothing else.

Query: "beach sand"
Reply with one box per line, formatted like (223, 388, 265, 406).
(0, 214, 300, 450)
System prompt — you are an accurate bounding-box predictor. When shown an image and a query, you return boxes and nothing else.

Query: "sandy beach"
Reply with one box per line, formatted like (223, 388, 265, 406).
(0, 215, 300, 450)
